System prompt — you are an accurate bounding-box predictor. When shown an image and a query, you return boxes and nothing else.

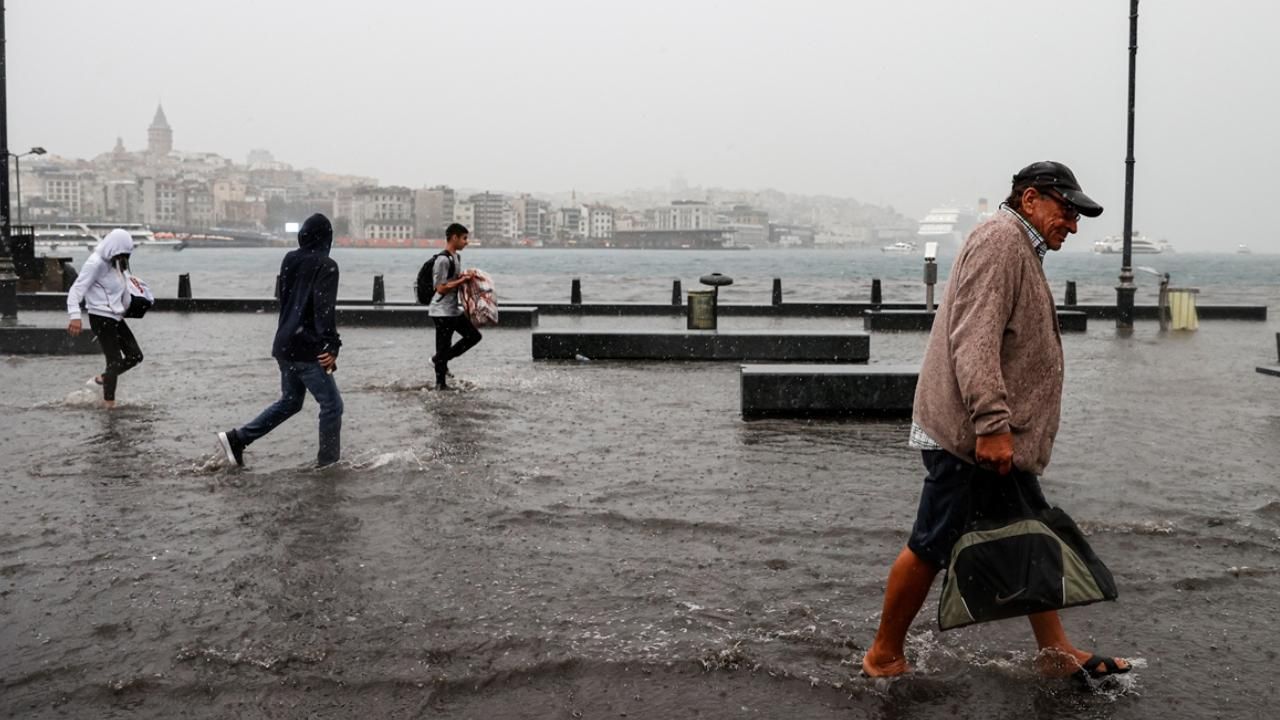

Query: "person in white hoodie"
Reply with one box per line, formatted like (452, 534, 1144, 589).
(66, 229, 145, 408)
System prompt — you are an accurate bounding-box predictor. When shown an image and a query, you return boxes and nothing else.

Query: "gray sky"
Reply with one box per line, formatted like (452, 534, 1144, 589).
(9, 0, 1279, 251)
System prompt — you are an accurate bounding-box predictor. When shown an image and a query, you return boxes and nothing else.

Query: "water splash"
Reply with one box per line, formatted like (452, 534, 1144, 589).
(192, 451, 231, 474)
(345, 449, 426, 471)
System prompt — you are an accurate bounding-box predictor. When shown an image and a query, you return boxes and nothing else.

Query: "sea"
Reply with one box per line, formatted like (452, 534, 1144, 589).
(1, 247, 1278, 718)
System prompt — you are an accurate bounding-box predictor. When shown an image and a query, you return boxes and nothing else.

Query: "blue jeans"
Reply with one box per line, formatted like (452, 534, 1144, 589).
(238, 359, 343, 465)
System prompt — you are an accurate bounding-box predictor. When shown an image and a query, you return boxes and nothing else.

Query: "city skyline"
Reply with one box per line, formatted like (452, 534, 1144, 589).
(9, 103, 915, 249)
(8, 1, 1280, 251)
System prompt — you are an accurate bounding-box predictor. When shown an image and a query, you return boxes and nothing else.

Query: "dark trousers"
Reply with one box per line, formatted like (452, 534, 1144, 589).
(237, 359, 343, 466)
(907, 449, 1050, 569)
(88, 314, 144, 401)
(432, 314, 482, 372)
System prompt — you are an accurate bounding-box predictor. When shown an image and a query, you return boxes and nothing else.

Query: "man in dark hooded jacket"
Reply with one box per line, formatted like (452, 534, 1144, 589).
(217, 213, 344, 467)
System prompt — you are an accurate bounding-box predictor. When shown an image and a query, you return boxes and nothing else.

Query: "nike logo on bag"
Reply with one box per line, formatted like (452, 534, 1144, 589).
(994, 588, 1026, 605)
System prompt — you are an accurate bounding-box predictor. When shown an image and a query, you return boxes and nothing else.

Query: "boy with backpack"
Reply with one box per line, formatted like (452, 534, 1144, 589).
(422, 223, 480, 389)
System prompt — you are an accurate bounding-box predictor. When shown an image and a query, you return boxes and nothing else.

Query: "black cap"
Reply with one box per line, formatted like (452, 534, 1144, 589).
(1011, 161, 1103, 218)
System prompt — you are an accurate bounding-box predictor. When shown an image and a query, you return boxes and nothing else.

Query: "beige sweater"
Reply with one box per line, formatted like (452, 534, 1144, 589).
(912, 211, 1064, 475)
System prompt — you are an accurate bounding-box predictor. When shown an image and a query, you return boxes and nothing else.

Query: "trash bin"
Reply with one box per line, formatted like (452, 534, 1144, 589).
(687, 290, 716, 330)
(1167, 287, 1199, 331)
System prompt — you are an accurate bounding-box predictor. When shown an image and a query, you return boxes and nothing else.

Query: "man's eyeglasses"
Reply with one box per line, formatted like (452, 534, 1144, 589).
(1037, 187, 1080, 223)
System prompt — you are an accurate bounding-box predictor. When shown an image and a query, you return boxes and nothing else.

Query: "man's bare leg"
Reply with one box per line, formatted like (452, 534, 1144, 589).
(862, 546, 941, 676)
(1029, 610, 1129, 676)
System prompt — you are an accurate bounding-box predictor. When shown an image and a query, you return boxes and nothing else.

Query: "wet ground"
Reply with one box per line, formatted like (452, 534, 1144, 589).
(2, 310, 1279, 719)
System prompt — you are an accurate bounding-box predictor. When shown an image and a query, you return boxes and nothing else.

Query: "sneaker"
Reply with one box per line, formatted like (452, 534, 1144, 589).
(217, 430, 245, 467)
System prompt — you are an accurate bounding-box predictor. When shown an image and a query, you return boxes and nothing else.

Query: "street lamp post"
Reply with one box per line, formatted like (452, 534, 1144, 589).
(1115, 0, 1140, 329)
(10, 147, 47, 227)
(1, 0, 17, 320)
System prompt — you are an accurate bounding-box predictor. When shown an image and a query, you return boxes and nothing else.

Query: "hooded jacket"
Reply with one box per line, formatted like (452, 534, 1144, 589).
(66, 229, 135, 321)
(272, 213, 342, 362)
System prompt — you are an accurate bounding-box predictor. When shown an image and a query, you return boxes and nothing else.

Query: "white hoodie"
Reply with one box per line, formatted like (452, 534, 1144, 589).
(66, 229, 135, 321)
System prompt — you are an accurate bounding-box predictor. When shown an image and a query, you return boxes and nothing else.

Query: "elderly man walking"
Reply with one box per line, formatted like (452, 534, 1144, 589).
(862, 162, 1131, 681)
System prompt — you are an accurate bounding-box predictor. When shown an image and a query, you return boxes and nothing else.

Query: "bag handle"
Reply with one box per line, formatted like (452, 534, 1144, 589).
(963, 467, 1042, 530)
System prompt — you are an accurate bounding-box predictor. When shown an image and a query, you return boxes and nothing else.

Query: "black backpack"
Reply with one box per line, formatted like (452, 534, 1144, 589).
(415, 251, 456, 305)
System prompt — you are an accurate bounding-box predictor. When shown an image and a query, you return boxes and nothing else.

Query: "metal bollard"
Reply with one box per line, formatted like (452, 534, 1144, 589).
(871, 278, 882, 306)
(570, 278, 582, 305)
(1065, 280, 1078, 307)
(671, 279, 682, 306)
(178, 273, 192, 299)
(372, 274, 386, 304)
(1157, 274, 1170, 331)
(771, 278, 782, 306)
(923, 260, 938, 311)
(923, 243, 938, 311)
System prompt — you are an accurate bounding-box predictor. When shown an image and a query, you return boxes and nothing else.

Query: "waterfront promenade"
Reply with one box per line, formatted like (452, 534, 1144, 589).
(2, 303, 1279, 717)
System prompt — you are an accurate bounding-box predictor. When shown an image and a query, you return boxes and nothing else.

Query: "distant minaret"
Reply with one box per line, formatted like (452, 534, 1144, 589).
(112, 136, 127, 157)
(147, 104, 172, 156)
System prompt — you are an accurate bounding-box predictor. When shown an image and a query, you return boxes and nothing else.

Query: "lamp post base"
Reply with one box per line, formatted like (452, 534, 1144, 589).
(1116, 269, 1137, 330)
(0, 256, 18, 320)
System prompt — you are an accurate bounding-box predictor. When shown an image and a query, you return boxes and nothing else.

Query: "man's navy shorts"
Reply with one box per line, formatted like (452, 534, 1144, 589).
(907, 449, 1051, 569)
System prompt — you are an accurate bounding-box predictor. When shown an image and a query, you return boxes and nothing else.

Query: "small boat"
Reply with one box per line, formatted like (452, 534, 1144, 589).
(881, 241, 917, 254)
(1236, 244, 1252, 254)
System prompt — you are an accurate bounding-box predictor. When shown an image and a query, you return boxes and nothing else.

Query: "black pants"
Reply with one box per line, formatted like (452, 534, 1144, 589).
(432, 314, 482, 372)
(88, 314, 144, 401)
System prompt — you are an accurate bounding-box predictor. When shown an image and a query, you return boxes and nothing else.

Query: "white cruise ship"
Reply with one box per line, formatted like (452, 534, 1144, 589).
(916, 205, 981, 253)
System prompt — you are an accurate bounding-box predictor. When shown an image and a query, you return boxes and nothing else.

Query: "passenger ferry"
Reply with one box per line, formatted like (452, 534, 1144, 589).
(33, 222, 184, 252)
(1092, 232, 1169, 254)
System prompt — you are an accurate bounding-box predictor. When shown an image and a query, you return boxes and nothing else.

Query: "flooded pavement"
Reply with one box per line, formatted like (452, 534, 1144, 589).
(2, 310, 1279, 718)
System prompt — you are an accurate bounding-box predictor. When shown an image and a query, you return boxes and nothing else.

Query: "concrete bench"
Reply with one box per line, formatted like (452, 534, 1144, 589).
(336, 305, 538, 328)
(740, 364, 918, 418)
(531, 330, 870, 362)
(0, 326, 100, 355)
(863, 309, 1088, 332)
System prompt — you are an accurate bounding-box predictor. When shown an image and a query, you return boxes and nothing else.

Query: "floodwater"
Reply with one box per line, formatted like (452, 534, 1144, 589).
(2, 253, 1280, 717)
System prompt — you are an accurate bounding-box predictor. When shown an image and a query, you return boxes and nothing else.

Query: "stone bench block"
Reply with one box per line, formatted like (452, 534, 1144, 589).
(740, 363, 919, 418)
(532, 330, 870, 362)
(336, 305, 537, 328)
(0, 326, 100, 355)
(863, 309, 1087, 332)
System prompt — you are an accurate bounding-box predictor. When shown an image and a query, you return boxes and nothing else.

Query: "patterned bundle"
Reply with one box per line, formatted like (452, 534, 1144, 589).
(458, 269, 500, 327)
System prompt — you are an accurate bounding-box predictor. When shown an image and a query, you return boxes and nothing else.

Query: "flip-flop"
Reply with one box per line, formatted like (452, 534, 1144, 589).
(1077, 654, 1130, 681)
